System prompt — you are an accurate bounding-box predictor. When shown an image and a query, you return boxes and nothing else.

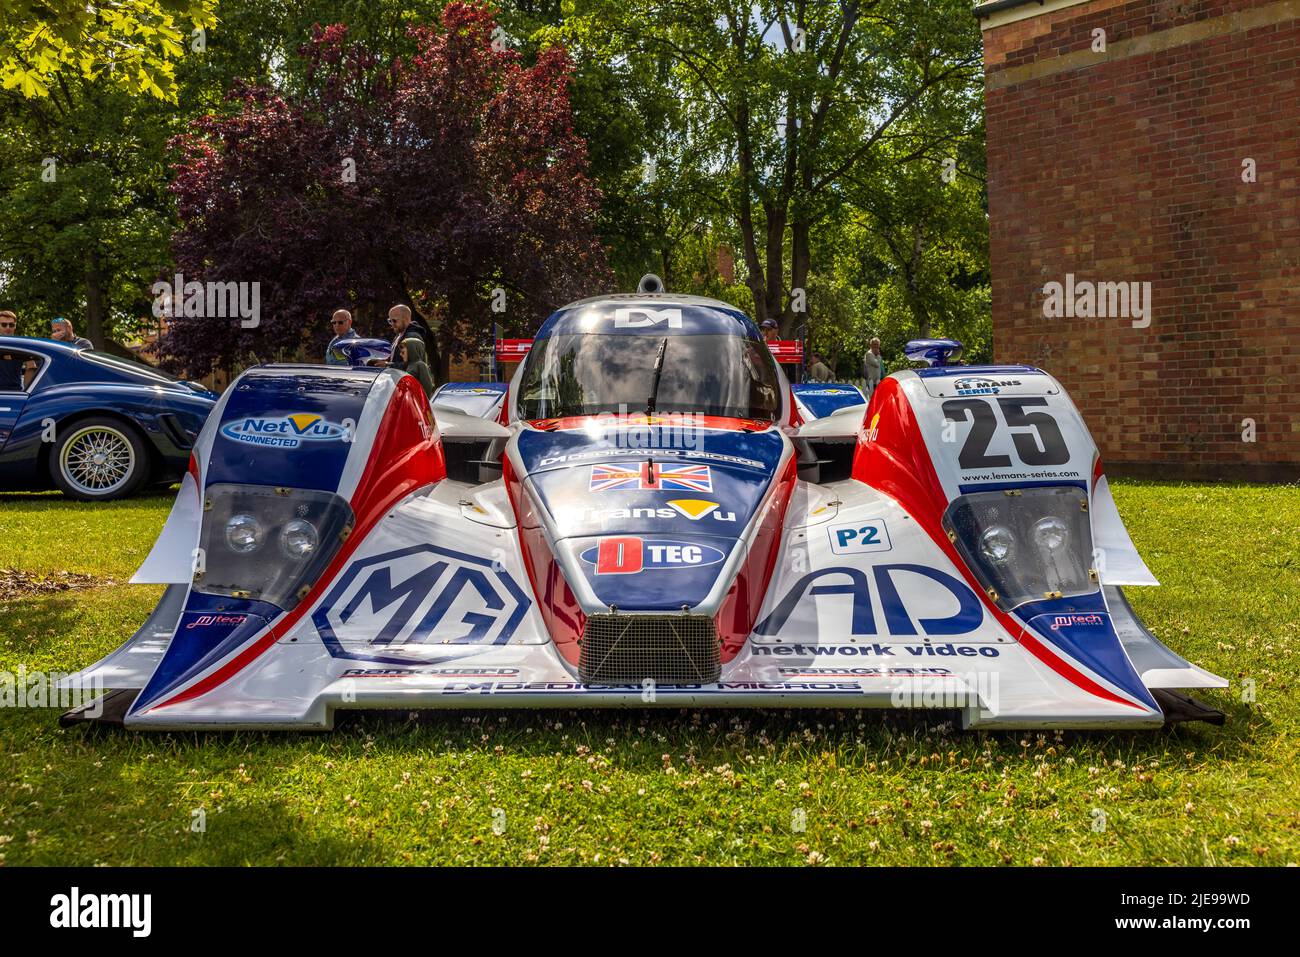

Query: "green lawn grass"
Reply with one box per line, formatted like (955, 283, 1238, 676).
(1, 481, 1297, 866)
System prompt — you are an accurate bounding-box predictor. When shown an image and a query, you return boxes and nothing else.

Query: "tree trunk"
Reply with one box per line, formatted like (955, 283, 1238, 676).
(763, 201, 786, 329)
(85, 245, 105, 348)
(736, 110, 767, 324)
(789, 217, 811, 335)
(907, 227, 931, 340)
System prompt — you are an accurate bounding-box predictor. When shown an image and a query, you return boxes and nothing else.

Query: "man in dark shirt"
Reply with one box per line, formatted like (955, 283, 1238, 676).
(0, 310, 26, 391)
(384, 304, 435, 372)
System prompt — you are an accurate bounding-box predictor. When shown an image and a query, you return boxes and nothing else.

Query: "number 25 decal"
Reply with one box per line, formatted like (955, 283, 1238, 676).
(941, 397, 1070, 469)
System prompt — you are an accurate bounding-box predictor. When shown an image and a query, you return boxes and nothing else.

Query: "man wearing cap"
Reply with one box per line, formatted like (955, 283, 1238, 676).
(760, 319, 779, 343)
(51, 317, 92, 349)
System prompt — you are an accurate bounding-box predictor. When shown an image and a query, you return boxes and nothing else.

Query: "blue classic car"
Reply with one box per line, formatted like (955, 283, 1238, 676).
(0, 337, 217, 500)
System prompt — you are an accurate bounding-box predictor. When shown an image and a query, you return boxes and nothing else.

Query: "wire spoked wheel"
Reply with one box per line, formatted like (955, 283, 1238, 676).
(51, 418, 147, 500)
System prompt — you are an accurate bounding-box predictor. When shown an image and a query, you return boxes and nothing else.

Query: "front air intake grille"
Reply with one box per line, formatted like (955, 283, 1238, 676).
(579, 614, 720, 685)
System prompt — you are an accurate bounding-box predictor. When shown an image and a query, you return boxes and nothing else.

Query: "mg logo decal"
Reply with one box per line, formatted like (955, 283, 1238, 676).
(312, 544, 531, 664)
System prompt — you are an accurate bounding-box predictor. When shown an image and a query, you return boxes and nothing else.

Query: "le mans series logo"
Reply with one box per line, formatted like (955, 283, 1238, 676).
(221, 412, 350, 448)
(953, 377, 1022, 396)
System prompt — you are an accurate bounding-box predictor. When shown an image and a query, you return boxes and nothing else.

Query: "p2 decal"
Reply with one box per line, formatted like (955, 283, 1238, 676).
(827, 520, 892, 555)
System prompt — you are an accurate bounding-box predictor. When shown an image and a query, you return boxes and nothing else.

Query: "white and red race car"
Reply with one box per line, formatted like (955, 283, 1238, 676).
(61, 284, 1225, 729)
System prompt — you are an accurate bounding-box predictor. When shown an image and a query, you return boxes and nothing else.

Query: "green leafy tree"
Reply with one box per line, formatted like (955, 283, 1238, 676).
(0, 76, 177, 345)
(0, 0, 217, 100)
(554, 0, 984, 332)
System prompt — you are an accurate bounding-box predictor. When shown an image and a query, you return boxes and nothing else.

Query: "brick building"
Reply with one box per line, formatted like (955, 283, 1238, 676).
(976, 0, 1300, 480)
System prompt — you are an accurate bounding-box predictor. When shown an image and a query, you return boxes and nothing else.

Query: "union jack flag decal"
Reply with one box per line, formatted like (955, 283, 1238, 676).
(589, 462, 713, 493)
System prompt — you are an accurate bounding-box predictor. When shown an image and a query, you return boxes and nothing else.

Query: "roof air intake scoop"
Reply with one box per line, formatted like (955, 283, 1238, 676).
(637, 273, 665, 294)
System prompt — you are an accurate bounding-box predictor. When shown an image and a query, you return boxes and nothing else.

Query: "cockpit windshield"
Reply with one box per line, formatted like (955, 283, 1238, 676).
(518, 333, 781, 422)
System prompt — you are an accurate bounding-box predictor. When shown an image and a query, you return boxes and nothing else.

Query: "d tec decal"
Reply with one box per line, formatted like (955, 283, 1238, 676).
(581, 537, 726, 574)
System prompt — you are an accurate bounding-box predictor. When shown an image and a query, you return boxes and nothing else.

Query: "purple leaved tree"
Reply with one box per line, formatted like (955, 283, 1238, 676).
(161, 3, 609, 380)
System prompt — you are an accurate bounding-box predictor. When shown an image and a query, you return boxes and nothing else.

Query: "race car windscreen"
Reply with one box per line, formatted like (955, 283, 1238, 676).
(517, 333, 781, 421)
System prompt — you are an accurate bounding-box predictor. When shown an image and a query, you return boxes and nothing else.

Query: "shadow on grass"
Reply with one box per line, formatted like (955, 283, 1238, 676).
(0, 490, 175, 505)
(0, 595, 94, 657)
(54, 692, 1265, 776)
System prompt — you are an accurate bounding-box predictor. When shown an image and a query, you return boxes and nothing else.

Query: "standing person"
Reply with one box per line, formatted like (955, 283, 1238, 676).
(760, 319, 780, 343)
(385, 304, 435, 371)
(399, 337, 436, 399)
(862, 338, 883, 398)
(324, 309, 359, 365)
(51, 317, 92, 349)
(0, 311, 26, 391)
(807, 352, 832, 382)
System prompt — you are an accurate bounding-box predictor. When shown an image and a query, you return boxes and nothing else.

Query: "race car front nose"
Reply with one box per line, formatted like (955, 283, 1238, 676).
(556, 532, 743, 613)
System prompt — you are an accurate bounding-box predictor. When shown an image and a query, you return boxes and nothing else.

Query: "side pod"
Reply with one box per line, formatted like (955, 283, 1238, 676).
(847, 369, 1226, 727)
(60, 365, 445, 724)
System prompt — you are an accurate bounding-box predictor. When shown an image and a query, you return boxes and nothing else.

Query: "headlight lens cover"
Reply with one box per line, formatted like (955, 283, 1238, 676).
(196, 483, 354, 611)
(225, 513, 264, 553)
(280, 519, 319, 560)
(978, 525, 1015, 565)
(944, 485, 1095, 610)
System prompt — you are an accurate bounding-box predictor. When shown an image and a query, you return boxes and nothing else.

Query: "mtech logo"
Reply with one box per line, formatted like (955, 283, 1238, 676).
(1049, 613, 1105, 630)
(581, 537, 726, 574)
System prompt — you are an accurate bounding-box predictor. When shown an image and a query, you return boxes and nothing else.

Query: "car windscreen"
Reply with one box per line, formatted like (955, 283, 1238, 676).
(517, 333, 781, 421)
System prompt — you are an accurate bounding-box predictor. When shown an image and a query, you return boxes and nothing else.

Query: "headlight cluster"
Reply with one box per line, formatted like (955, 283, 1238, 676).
(944, 485, 1096, 610)
(197, 483, 354, 611)
(223, 514, 320, 560)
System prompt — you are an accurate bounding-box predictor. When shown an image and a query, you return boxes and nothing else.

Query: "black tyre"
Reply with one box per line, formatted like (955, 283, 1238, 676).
(49, 416, 149, 501)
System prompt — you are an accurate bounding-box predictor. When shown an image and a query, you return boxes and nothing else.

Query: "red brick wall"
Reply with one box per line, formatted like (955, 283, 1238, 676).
(982, 0, 1300, 480)
(448, 354, 485, 382)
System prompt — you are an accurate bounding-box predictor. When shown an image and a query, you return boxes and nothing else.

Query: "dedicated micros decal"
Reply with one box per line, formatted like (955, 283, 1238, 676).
(538, 448, 765, 471)
(581, 536, 727, 574)
(589, 462, 712, 493)
(952, 377, 1022, 396)
(221, 412, 350, 448)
